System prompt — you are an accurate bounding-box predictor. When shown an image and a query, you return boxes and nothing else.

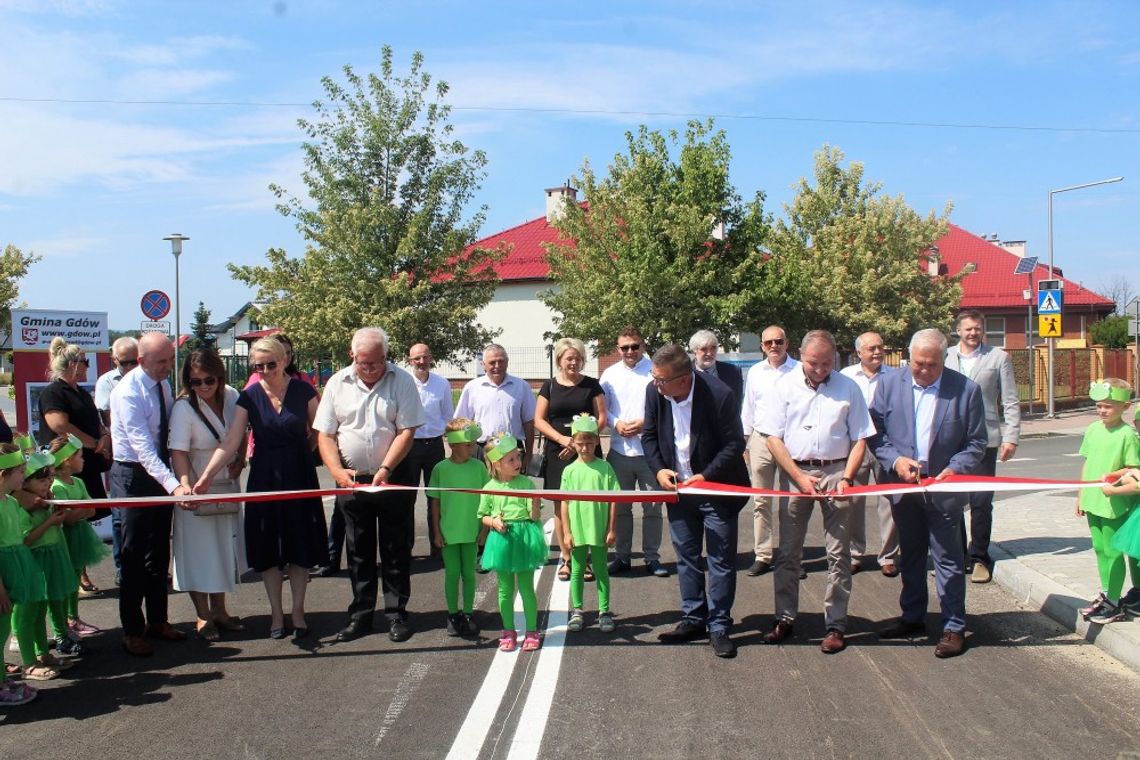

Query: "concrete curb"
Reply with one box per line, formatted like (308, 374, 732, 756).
(990, 539, 1140, 673)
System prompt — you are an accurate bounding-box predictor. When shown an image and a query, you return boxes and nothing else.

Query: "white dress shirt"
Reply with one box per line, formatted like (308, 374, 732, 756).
(742, 356, 800, 436)
(839, 363, 896, 408)
(413, 371, 453, 439)
(599, 356, 653, 457)
(912, 376, 941, 472)
(453, 373, 536, 442)
(667, 374, 696, 481)
(758, 367, 876, 461)
(94, 367, 125, 412)
(313, 363, 425, 474)
(109, 366, 178, 493)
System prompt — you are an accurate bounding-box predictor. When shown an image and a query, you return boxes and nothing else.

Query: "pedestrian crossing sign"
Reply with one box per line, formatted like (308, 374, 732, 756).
(1037, 290, 1062, 314)
(1038, 314, 1062, 337)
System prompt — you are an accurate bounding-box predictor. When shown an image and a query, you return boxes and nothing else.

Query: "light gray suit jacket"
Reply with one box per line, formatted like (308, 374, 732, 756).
(945, 343, 1021, 448)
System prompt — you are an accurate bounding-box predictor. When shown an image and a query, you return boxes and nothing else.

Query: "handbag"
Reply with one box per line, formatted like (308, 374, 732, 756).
(189, 400, 241, 517)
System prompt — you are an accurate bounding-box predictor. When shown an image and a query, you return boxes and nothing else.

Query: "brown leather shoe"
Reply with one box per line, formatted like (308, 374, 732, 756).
(146, 623, 187, 641)
(820, 629, 846, 654)
(122, 635, 154, 657)
(934, 630, 965, 658)
(761, 619, 794, 644)
(880, 562, 899, 577)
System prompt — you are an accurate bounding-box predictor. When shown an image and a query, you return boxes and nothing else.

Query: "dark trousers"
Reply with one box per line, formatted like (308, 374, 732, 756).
(341, 472, 415, 624)
(111, 507, 124, 577)
(110, 462, 173, 636)
(893, 494, 967, 633)
(963, 446, 998, 567)
(326, 501, 346, 569)
(665, 496, 742, 634)
(403, 437, 445, 548)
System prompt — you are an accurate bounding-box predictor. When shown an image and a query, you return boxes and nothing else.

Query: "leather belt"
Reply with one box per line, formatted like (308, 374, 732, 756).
(793, 457, 844, 468)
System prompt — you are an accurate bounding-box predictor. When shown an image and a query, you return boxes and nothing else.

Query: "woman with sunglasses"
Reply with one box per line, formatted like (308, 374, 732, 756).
(169, 349, 245, 641)
(36, 337, 110, 500)
(194, 337, 327, 639)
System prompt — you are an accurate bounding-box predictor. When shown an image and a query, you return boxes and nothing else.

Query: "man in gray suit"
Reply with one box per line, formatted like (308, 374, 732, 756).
(944, 310, 1021, 584)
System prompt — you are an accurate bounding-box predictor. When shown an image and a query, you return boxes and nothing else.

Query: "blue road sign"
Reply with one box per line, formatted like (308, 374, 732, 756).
(141, 290, 171, 320)
(1037, 289, 1062, 314)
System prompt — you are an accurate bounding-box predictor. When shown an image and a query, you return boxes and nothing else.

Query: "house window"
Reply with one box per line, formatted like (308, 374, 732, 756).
(248, 319, 260, 332)
(984, 316, 1005, 348)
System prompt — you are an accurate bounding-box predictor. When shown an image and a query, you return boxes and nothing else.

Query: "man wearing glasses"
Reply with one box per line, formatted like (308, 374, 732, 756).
(688, 330, 743, 407)
(741, 325, 799, 576)
(599, 327, 668, 577)
(95, 336, 140, 427)
(643, 344, 750, 658)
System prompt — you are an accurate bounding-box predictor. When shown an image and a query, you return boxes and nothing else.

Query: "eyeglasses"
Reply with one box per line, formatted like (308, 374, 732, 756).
(188, 377, 219, 388)
(118, 359, 139, 368)
(618, 343, 642, 352)
(252, 361, 279, 372)
(652, 371, 688, 388)
(763, 338, 786, 347)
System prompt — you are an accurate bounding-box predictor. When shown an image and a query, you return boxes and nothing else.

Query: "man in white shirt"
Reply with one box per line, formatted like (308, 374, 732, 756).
(93, 335, 139, 583)
(108, 332, 191, 657)
(404, 343, 453, 557)
(759, 330, 876, 654)
(840, 331, 900, 577)
(316, 328, 425, 643)
(741, 325, 799, 576)
(599, 327, 668, 577)
(453, 344, 536, 467)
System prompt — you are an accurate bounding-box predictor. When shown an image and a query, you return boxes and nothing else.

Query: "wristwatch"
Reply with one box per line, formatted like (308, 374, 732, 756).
(378, 465, 391, 475)
(840, 477, 855, 486)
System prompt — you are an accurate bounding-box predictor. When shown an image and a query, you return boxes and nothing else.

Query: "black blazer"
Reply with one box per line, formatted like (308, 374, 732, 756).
(642, 371, 750, 509)
(713, 360, 744, 408)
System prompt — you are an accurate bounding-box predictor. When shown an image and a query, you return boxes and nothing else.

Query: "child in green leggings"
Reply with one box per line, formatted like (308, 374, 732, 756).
(0, 444, 43, 705)
(560, 414, 619, 633)
(428, 419, 486, 638)
(478, 433, 546, 652)
(1076, 379, 1140, 625)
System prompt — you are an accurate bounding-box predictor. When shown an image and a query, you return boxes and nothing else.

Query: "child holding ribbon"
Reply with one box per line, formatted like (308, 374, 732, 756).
(1076, 379, 1140, 625)
(0, 444, 43, 704)
(427, 419, 485, 638)
(478, 432, 547, 652)
(560, 414, 619, 633)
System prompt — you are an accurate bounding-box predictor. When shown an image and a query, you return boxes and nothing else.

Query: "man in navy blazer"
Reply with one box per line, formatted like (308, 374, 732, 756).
(688, 330, 744, 408)
(869, 329, 987, 658)
(643, 344, 750, 658)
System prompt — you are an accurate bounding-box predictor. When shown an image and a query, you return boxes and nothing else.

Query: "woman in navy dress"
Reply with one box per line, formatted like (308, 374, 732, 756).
(194, 338, 328, 639)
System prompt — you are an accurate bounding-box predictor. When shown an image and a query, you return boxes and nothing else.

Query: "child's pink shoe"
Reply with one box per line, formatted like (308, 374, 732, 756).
(498, 630, 518, 652)
(522, 631, 542, 651)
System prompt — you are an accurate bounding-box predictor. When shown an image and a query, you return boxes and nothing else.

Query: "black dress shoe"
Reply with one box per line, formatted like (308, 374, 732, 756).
(746, 559, 771, 576)
(336, 619, 373, 642)
(293, 627, 310, 640)
(388, 618, 412, 643)
(657, 620, 708, 643)
(878, 617, 927, 639)
(709, 631, 736, 658)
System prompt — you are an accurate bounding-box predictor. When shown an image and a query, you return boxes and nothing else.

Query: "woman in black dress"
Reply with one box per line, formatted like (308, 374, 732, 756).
(37, 336, 110, 499)
(533, 337, 607, 581)
(194, 337, 327, 639)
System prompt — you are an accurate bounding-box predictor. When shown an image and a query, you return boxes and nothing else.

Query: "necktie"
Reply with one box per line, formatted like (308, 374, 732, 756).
(155, 380, 170, 465)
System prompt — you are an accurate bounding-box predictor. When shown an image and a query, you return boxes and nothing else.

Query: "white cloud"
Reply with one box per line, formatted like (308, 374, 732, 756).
(24, 234, 103, 258)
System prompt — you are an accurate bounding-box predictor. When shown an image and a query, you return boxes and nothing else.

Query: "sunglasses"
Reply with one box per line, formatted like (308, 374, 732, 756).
(118, 359, 139, 368)
(763, 338, 786, 347)
(618, 343, 642, 352)
(188, 377, 219, 388)
(252, 361, 279, 372)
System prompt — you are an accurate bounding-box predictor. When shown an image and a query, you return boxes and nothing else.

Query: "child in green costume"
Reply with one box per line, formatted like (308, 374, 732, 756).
(478, 433, 546, 652)
(1076, 379, 1140, 624)
(428, 419, 486, 638)
(560, 414, 618, 633)
(0, 444, 43, 704)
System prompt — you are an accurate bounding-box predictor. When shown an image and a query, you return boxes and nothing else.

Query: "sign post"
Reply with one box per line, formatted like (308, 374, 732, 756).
(1038, 282, 1063, 414)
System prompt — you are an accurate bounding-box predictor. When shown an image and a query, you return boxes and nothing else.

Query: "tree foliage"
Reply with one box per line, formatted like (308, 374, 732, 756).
(1096, 274, 1135, 316)
(0, 244, 40, 334)
(757, 146, 961, 348)
(230, 46, 502, 361)
(1090, 314, 1130, 349)
(187, 301, 214, 350)
(540, 120, 771, 352)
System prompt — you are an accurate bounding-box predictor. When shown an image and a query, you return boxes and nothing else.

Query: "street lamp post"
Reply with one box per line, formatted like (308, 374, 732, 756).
(1046, 177, 1123, 417)
(163, 234, 190, 395)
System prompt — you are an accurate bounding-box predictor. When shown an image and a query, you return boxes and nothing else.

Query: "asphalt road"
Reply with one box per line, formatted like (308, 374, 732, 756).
(2, 435, 1138, 759)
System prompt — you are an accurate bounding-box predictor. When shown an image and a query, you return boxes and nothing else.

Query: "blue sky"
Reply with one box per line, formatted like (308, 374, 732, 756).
(2, 0, 1138, 332)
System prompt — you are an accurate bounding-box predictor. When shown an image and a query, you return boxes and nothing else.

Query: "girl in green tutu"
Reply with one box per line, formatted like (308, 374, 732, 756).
(0, 444, 44, 704)
(50, 434, 109, 640)
(478, 432, 547, 652)
(1101, 466, 1140, 617)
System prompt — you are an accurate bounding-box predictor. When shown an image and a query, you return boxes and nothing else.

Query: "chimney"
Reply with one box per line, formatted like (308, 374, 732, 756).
(545, 182, 578, 223)
(710, 221, 726, 240)
(1000, 240, 1027, 258)
(926, 245, 940, 277)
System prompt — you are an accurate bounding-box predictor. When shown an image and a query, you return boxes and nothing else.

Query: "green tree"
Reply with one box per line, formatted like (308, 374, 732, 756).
(757, 146, 962, 348)
(541, 119, 771, 351)
(187, 301, 214, 350)
(0, 244, 41, 334)
(1090, 314, 1130, 349)
(230, 46, 503, 361)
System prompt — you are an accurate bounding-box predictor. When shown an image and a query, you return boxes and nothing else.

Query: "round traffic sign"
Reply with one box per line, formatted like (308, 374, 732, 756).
(141, 290, 171, 320)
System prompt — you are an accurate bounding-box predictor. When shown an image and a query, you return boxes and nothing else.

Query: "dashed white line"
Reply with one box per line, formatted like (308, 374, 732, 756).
(374, 662, 431, 746)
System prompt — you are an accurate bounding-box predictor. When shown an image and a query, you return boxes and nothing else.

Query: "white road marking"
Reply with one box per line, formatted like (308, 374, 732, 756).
(445, 519, 556, 760)
(1004, 457, 1036, 462)
(374, 662, 431, 746)
(1062, 453, 1083, 457)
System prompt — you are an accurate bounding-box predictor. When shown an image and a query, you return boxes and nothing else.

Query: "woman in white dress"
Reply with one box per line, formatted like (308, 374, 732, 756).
(169, 349, 246, 641)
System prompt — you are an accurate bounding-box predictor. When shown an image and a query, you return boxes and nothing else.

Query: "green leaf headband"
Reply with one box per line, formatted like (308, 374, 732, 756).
(1089, 381, 1131, 403)
(52, 433, 83, 467)
(485, 433, 518, 463)
(0, 449, 28, 470)
(570, 413, 599, 436)
(25, 451, 54, 477)
(446, 422, 483, 445)
(14, 434, 35, 452)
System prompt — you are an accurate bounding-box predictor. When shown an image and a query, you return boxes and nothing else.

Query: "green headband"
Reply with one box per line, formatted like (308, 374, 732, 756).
(0, 449, 27, 470)
(570, 413, 599, 436)
(485, 433, 518, 463)
(52, 433, 83, 467)
(446, 422, 483, 445)
(25, 451, 54, 477)
(14, 434, 35, 452)
(1089, 382, 1131, 403)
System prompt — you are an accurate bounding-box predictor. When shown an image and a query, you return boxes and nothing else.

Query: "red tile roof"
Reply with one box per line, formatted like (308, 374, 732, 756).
(466, 215, 564, 282)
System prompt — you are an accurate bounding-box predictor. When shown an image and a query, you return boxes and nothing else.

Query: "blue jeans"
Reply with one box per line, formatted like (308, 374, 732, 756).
(666, 496, 742, 634)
